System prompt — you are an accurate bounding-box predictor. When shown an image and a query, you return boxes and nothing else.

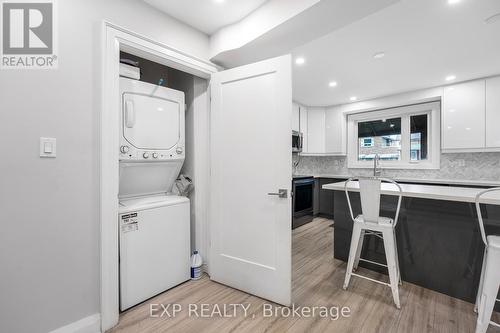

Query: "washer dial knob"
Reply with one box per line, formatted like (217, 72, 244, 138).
(143, 152, 150, 159)
(120, 145, 129, 154)
(176, 147, 183, 154)
(152, 153, 159, 159)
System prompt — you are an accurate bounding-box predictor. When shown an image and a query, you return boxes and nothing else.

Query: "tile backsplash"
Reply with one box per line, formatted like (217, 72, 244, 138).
(293, 153, 500, 181)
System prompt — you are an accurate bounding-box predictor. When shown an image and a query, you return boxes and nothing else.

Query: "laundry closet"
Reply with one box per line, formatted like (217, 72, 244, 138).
(117, 51, 209, 311)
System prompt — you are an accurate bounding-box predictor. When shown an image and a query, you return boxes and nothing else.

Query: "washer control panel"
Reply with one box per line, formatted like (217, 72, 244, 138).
(119, 145, 185, 160)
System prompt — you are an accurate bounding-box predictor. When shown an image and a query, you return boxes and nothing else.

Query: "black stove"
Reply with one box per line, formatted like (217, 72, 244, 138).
(292, 176, 315, 229)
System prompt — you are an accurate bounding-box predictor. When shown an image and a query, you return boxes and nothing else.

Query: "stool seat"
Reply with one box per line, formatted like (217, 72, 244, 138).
(355, 215, 394, 226)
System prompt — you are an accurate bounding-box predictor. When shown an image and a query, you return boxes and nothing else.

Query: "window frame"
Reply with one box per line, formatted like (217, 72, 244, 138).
(347, 102, 441, 169)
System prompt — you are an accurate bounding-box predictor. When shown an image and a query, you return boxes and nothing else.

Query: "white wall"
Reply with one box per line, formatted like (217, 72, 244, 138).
(0, 1, 210, 332)
(170, 72, 210, 264)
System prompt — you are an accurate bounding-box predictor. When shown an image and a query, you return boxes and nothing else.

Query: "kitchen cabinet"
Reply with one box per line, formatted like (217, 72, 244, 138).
(292, 102, 300, 132)
(325, 106, 347, 155)
(319, 178, 334, 218)
(318, 178, 347, 218)
(299, 105, 308, 150)
(442, 80, 485, 150)
(313, 178, 320, 215)
(486, 76, 500, 148)
(306, 107, 326, 154)
(299, 106, 347, 156)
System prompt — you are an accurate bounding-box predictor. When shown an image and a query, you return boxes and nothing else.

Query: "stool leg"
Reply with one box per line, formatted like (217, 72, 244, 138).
(343, 223, 362, 290)
(383, 228, 401, 309)
(476, 250, 500, 333)
(393, 229, 402, 285)
(475, 248, 487, 313)
(353, 230, 365, 271)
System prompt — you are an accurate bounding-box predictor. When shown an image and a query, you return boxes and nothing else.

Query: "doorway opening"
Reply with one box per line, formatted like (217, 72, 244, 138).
(101, 22, 216, 331)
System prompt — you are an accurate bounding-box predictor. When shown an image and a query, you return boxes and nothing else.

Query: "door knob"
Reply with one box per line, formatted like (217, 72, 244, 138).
(267, 189, 288, 198)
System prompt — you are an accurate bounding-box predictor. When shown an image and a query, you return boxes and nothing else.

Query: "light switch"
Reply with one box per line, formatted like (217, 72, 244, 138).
(40, 137, 56, 158)
(44, 142, 53, 153)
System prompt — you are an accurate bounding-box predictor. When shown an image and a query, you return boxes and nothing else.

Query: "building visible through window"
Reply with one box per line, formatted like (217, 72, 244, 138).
(358, 117, 401, 161)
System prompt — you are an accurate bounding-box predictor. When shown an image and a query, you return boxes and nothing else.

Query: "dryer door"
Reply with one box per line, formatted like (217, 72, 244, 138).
(122, 93, 180, 150)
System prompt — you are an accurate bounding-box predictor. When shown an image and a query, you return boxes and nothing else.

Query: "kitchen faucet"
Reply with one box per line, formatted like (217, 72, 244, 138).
(373, 154, 381, 177)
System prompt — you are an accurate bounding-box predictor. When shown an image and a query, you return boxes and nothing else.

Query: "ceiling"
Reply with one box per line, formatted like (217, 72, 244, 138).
(143, 0, 269, 34)
(211, 0, 399, 68)
(292, 0, 500, 106)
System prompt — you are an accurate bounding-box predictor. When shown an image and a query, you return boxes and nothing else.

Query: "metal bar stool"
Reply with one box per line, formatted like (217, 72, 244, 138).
(343, 177, 403, 309)
(474, 187, 500, 333)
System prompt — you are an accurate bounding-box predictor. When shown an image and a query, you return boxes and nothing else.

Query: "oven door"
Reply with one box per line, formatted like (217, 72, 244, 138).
(292, 178, 314, 228)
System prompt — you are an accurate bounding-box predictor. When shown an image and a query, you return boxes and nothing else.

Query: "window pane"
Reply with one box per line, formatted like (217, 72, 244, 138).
(358, 117, 401, 161)
(410, 114, 428, 161)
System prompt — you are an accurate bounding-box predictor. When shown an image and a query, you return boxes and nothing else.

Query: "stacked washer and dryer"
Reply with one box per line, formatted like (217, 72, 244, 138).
(118, 77, 191, 311)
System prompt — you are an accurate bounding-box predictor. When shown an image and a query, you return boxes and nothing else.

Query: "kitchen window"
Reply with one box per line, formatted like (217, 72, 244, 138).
(347, 102, 440, 169)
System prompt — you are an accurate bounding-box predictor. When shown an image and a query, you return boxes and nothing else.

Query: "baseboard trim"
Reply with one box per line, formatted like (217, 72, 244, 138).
(49, 313, 101, 333)
(202, 262, 209, 276)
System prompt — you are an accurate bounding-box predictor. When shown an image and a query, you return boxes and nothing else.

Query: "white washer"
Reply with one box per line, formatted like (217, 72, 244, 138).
(119, 195, 190, 311)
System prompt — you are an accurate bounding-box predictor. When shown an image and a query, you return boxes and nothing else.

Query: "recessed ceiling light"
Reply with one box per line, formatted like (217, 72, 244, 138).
(373, 52, 385, 59)
(445, 75, 456, 81)
(295, 57, 305, 65)
(329, 81, 338, 87)
(448, 0, 461, 5)
(350, 96, 358, 101)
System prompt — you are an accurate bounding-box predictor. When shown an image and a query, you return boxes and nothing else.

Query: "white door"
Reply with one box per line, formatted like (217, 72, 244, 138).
(210, 55, 292, 305)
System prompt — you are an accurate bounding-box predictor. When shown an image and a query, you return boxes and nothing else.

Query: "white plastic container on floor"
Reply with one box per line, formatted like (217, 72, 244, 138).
(190, 251, 203, 280)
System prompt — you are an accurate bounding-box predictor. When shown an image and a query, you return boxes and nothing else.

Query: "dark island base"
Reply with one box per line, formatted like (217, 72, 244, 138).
(333, 191, 500, 307)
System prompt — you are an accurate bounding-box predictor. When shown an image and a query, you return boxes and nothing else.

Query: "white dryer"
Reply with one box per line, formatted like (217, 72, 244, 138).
(118, 78, 190, 311)
(119, 77, 185, 161)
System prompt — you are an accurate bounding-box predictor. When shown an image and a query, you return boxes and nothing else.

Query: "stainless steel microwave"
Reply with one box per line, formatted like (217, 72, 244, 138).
(292, 130, 303, 153)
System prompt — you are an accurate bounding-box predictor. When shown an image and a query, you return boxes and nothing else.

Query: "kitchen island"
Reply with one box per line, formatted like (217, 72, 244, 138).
(323, 181, 500, 304)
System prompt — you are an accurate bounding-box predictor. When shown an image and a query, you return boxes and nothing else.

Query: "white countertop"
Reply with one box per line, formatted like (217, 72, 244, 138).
(322, 181, 500, 205)
(308, 174, 500, 187)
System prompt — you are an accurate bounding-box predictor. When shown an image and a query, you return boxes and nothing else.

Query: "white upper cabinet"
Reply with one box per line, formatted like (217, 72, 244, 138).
(442, 80, 485, 150)
(325, 106, 346, 155)
(292, 102, 300, 132)
(486, 76, 500, 148)
(305, 107, 326, 154)
(296, 104, 346, 156)
(299, 105, 308, 151)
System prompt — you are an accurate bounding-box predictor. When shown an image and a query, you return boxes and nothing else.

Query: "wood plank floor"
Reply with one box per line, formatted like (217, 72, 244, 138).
(110, 217, 500, 333)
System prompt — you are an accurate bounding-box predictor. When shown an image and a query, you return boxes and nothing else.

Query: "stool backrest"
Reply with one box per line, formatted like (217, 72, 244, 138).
(475, 187, 500, 247)
(345, 177, 403, 226)
(359, 178, 382, 223)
